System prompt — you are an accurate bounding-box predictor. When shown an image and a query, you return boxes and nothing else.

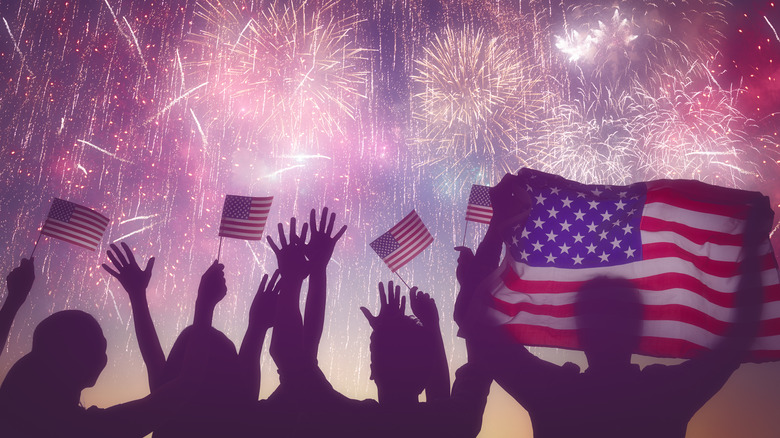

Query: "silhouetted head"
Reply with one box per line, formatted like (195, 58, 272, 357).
(575, 276, 643, 370)
(31, 310, 107, 390)
(368, 314, 433, 403)
(163, 325, 241, 398)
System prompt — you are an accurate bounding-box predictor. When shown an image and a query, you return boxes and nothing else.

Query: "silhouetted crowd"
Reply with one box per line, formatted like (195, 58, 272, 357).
(0, 175, 769, 438)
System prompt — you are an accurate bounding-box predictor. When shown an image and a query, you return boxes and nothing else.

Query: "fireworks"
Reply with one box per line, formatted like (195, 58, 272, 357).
(411, 25, 540, 186)
(188, 0, 367, 151)
(556, 1, 729, 92)
(526, 62, 777, 187)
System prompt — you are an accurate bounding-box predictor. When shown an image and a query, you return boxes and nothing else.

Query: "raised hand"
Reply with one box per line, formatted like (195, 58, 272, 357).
(6, 257, 35, 310)
(102, 242, 155, 299)
(102, 242, 164, 390)
(197, 261, 227, 307)
(305, 207, 347, 270)
(193, 261, 228, 329)
(360, 281, 406, 328)
(249, 270, 281, 330)
(267, 218, 310, 280)
(409, 287, 439, 328)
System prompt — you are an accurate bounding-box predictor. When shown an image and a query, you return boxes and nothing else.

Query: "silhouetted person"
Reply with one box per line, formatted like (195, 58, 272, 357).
(264, 209, 346, 401)
(360, 281, 491, 438)
(102, 242, 279, 437)
(0, 310, 188, 437)
(459, 174, 770, 438)
(0, 257, 35, 359)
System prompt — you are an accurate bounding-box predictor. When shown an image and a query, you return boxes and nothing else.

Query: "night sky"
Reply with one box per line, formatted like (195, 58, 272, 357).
(1, 1, 779, 436)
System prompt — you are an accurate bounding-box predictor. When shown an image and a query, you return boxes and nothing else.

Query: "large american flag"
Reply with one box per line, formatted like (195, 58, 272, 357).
(466, 185, 493, 224)
(370, 210, 434, 272)
(41, 198, 110, 251)
(219, 195, 273, 240)
(486, 169, 780, 361)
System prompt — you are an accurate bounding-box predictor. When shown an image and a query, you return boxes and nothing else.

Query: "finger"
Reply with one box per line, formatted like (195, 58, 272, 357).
(326, 211, 335, 236)
(400, 295, 406, 314)
(300, 222, 309, 244)
(310, 208, 317, 232)
(321, 207, 329, 234)
(267, 236, 280, 254)
(121, 242, 137, 267)
(106, 250, 122, 270)
(360, 307, 377, 327)
(144, 257, 155, 275)
(111, 243, 129, 266)
(387, 281, 396, 309)
(290, 217, 298, 243)
(101, 263, 120, 278)
(258, 274, 269, 294)
(333, 224, 347, 242)
(278, 223, 287, 248)
(378, 282, 387, 308)
(269, 270, 281, 291)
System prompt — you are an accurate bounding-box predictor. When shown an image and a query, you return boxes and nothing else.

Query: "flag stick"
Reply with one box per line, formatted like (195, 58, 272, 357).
(216, 236, 223, 261)
(393, 271, 412, 290)
(462, 220, 469, 246)
(29, 232, 42, 258)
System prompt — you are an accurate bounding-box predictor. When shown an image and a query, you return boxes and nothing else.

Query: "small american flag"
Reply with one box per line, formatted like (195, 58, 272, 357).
(465, 185, 493, 224)
(41, 198, 110, 251)
(487, 168, 780, 361)
(219, 195, 273, 240)
(370, 210, 434, 272)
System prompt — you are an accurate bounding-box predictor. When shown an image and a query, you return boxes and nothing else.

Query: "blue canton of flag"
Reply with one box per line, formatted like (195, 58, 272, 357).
(371, 233, 400, 259)
(510, 173, 646, 269)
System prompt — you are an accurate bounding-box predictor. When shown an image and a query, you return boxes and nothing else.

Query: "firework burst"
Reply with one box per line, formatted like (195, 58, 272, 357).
(411, 25, 540, 186)
(188, 0, 367, 151)
(556, 1, 729, 93)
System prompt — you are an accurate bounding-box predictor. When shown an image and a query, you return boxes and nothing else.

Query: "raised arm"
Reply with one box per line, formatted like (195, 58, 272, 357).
(102, 243, 165, 391)
(268, 218, 310, 372)
(409, 288, 450, 401)
(193, 261, 227, 328)
(238, 270, 280, 400)
(302, 207, 347, 363)
(0, 258, 34, 358)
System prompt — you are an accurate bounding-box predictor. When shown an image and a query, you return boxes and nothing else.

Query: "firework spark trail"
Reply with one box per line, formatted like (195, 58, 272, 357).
(77, 139, 134, 163)
(176, 49, 186, 90)
(190, 109, 207, 145)
(264, 165, 305, 178)
(101, 280, 124, 325)
(122, 17, 150, 74)
(245, 240, 264, 266)
(146, 82, 208, 123)
(766, 16, 780, 43)
(119, 214, 159, 225)
(77, 164, 88, 176)
(112, 222, 162, 243)
(2, 17, 34, 77)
